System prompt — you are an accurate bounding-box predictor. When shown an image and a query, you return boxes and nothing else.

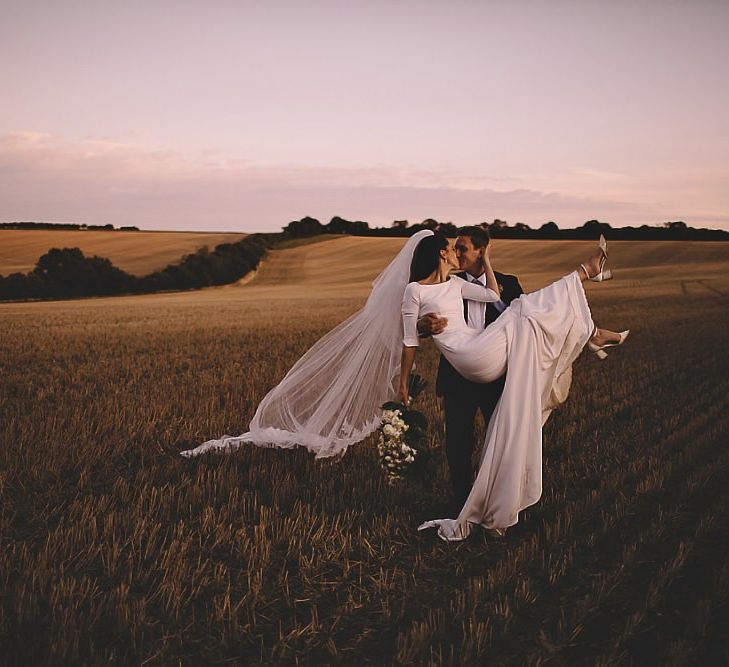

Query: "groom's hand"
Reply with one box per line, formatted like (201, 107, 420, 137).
(417, 313, 448, 337)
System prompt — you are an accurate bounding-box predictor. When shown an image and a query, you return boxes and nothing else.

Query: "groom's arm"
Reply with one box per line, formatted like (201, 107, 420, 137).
(514, 275, 524, 297)
(504, 273, 524, 301)
(417, 313, 448, 337)
(494, 271, 524, 303)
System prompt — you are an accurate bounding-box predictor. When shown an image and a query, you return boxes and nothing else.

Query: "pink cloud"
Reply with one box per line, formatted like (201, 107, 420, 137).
(1, 132, 724, 232)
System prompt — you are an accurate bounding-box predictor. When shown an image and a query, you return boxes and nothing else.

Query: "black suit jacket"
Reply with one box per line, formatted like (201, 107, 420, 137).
(435, 270, 524, 397)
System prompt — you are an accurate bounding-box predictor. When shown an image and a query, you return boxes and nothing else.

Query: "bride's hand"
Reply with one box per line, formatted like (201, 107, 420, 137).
(397, 387, 410, 407)
(482, 242, 493, 266)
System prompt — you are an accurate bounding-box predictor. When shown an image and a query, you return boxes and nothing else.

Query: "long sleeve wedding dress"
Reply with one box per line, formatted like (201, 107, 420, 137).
(181, 228, 599, 544)
(405, 273, 595, 541)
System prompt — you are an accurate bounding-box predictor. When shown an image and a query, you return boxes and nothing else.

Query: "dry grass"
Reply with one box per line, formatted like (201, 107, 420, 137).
(1, 238, 728, 665)
(0, 230, 247, 276)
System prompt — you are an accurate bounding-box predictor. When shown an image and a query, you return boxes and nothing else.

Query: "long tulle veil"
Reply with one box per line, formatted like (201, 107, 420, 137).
(180, 229, 434, 459)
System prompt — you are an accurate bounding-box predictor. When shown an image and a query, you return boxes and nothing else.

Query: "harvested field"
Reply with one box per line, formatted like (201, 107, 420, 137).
(1, 237, 728, 664)
(0, 230, 247, 276)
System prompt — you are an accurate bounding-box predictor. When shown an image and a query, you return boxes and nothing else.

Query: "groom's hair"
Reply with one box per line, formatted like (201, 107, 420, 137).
(457, 225, 490, 248)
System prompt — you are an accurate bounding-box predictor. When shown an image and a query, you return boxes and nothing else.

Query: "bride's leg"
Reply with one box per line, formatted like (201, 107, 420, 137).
(578, 246, 608, 281)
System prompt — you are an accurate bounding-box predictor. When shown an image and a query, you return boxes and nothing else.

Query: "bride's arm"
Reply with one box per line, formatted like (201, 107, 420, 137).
(458, 244, 501, 302)
(459, 279, 500, 303)
(398, 283, 420, 405)
(398, 346, 416, 405)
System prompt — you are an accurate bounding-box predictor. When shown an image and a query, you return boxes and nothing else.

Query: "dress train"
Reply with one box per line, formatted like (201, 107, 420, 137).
(419, 271, 594, 541)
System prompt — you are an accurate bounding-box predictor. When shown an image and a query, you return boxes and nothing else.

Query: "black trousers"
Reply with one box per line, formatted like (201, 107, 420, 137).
(443, 373, 506, 507)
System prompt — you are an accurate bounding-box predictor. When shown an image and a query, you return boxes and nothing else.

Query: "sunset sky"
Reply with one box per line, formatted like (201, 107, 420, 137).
(2, 1, 728, 232)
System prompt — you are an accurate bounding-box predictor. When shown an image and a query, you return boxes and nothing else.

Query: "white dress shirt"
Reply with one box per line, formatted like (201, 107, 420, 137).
(465, 272, 506, 329)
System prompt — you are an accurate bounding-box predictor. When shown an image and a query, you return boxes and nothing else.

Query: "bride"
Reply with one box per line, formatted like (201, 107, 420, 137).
(181, 229, 628, 541)
(400, 231, 627, 540)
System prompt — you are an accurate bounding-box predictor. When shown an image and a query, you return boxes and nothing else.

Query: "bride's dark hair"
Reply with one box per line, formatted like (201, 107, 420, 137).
(409, 232, 449, 282)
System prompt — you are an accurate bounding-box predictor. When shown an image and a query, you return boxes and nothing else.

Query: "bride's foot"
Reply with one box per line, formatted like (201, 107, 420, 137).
(588, 327, 630, 359)
(591, 328, 623, 347)
(579, 235, 612, 282)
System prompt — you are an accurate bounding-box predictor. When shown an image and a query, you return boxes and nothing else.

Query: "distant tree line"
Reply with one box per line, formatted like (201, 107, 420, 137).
(0, 235, 271, 301)
(282, 216, 459, 239)
(5, 217, 726, 240)
(0, 222, 139, 231)
(283, 216, 729, 241)
(2, 215, 726, 301)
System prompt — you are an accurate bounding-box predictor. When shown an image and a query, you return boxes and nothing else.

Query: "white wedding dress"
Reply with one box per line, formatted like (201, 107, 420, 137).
(180, 229, 595, 543)
(407, 273, 595, 541)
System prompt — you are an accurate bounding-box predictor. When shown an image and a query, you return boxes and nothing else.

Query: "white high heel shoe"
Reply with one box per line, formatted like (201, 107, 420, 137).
(580, 234, 613, 282)
(588, 329, 630, 360)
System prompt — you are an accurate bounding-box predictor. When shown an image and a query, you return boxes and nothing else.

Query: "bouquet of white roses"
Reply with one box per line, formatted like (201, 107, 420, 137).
(377, 374, 429, 484)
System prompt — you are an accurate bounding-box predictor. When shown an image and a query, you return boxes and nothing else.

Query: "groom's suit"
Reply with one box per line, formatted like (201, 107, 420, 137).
(436, 270, 524, 506)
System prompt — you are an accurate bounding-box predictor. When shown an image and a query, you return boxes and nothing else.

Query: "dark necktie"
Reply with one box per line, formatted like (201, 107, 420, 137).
(463, 278, 487, 328)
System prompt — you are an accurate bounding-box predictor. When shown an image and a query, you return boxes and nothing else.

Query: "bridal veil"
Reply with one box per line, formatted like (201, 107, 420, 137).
(181, 229, 434, 459)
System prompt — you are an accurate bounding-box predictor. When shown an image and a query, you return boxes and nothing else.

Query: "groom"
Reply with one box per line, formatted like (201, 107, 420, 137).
(417, 226, 523, 508)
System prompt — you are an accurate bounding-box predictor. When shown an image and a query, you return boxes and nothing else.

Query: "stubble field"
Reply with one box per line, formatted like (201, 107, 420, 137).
(0, 230, 247, 276)
(1, 237, 728, 665)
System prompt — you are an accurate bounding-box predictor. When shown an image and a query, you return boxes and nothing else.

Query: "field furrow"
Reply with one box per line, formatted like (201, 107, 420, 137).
(1, 240, 727, 664)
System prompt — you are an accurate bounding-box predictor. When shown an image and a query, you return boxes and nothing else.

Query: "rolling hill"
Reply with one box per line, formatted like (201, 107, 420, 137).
(242, 236, 729, 299)
(0, 230, 247, 276)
